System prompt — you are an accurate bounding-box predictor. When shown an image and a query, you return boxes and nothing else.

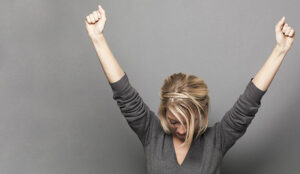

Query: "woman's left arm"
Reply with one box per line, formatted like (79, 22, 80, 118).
(252, 16, 296, 92)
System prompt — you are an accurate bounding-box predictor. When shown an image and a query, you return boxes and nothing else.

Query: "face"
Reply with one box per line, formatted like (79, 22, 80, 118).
(166, 109, 199, 141)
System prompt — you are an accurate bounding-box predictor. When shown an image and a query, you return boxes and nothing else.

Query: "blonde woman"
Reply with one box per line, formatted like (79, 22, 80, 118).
(85, 5, 295, 174)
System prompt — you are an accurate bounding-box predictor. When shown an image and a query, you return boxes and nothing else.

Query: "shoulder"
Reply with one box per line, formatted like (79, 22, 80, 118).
(194, 123, 221, 146)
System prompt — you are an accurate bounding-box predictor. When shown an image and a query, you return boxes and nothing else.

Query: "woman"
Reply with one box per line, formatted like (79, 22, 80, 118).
(85, 5, 295, 174)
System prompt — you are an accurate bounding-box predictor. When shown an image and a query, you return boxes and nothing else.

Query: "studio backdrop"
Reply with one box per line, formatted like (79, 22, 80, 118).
(1, 0, 299, 173)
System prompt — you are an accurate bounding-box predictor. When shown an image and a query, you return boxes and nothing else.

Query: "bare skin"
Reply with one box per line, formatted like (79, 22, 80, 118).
(85, 5, 296, 167)
(252, 16, 295, 92)
(85, 5, 296, 92)
(166, 109, 199, 141)
(166, 109, 199, 165)
(85, 5, 125, 84)
(173, 139, 190, 165)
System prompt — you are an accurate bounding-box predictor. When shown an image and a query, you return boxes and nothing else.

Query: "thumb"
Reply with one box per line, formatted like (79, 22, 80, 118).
(275, 16, 285, 32)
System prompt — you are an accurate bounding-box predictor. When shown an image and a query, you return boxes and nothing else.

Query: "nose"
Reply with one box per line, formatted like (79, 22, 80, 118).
(177, 125, 186, 135)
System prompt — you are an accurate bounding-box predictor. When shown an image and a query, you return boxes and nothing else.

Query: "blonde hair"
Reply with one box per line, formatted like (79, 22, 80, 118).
(158, 72, 210, 148)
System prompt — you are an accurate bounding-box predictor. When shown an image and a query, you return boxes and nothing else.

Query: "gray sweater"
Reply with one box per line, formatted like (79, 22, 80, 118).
(109, 72, 267, 174)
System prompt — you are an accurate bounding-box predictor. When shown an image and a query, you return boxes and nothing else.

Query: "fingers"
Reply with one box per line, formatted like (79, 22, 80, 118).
(282, 23, 295, 37)
(86, 16, 91, 23)
(90, 14, 96, 23)
(98, 5, 106, 20)
(87, 11, 97, 23)
(85, 5, 106, 24)
(275, 16, 296, 37)
(275, 16, 285, 32)
(284, 24, 290, 34)
(285, 27, 295, 37)
(96, 11, 101, 19)
(282, 23, 288, 33)
(288, 29, 295, 37)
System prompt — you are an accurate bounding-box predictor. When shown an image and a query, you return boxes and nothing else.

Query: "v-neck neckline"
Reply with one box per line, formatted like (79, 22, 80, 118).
(170, 134, 194, 168)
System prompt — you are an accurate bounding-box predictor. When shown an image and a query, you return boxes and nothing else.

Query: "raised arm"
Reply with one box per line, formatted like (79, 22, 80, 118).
(252, 16, 296, 91)
(85, 5, 125, 83)
(84, 5, 159, 146)
(214, 17, 295, 156)
(215, 78, 267, 155)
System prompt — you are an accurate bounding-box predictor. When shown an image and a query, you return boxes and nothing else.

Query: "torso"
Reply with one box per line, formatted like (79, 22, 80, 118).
(143, 121, 225, 174)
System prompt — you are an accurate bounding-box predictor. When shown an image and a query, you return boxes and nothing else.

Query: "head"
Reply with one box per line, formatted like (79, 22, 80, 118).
(158, 72, 210, 148)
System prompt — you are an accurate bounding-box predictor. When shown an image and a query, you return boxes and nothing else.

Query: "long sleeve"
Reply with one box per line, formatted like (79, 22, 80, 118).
(108, 72, 158, 146)
(214, 77, 267, 155)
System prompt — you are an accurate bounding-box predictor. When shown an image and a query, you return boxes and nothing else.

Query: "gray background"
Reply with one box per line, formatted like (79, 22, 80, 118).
(1, 0, 299, 173)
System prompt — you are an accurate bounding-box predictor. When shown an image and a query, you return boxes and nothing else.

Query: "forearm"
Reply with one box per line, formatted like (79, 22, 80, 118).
(251, 44, 288, 92)
(90, 35, 125, 83)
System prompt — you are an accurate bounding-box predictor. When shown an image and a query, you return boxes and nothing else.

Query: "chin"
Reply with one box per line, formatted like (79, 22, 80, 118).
(179, 137, 185, 141)
(177, 135, 186, 140)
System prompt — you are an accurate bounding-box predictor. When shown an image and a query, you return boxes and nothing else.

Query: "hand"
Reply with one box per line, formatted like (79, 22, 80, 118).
(275, 16, 296, 53)
(85, 5, 107, 39)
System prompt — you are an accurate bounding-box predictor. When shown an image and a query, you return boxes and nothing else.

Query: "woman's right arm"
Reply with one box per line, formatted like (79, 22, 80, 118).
(85, 5, 125, 83)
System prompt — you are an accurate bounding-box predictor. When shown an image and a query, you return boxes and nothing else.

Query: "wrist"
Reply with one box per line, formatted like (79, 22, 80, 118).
(274, 44, 288, 55)
(90, 33, 105, 42)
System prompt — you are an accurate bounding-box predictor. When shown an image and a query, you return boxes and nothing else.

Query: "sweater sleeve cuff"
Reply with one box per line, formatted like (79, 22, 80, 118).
(246, 77, 267, 103)
(108, 72, 130, 96)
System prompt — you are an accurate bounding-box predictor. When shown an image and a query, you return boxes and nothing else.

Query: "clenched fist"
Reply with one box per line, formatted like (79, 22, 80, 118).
(85, 5, 107, 39)
(275, 16, 296, 53)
